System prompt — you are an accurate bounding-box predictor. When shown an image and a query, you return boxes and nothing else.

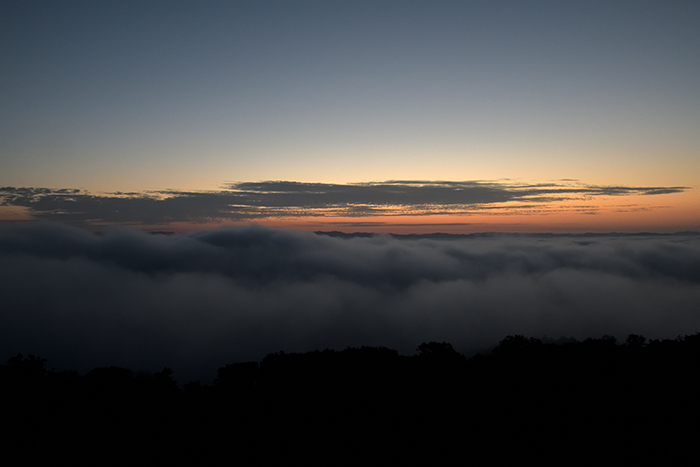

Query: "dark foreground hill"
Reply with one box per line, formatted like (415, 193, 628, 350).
(3, 334, 700, 463)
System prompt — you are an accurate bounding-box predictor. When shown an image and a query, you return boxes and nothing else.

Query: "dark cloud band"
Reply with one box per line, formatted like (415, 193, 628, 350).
(0, 180, 687, 226)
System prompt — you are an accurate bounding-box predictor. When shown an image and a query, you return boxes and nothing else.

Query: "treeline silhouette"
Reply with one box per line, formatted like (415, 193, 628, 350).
(3, 334, 700, 462)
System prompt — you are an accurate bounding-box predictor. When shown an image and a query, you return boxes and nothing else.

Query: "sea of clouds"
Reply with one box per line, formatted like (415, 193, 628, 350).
(1, 222, 699, 383)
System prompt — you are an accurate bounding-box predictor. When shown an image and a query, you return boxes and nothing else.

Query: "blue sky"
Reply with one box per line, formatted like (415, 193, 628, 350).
(1, 1, 698, 231)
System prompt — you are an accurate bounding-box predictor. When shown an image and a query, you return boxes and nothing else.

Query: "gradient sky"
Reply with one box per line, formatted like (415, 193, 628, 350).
(1, 0, 699, 232)
(2, 1, 700, 378)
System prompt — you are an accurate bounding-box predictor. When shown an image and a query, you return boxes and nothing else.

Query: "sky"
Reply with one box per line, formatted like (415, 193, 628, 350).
(1, 2, 700, 380)
(1, 0, 699, 233)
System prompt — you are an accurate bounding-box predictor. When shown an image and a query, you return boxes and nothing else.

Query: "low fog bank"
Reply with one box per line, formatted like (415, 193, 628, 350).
(1, 223, 699, 382)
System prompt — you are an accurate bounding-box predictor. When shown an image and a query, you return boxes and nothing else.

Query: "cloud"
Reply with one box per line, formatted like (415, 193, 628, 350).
(0, 180, 688, 226)
(1, 222, 699, 383)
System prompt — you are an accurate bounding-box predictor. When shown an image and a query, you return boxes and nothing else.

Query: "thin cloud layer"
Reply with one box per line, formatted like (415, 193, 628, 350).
(0, 180, 687, 226)
(1, 222, 699, 382)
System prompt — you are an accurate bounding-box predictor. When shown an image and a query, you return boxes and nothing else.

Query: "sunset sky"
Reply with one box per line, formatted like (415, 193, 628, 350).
(2, 1, 700, 379)
(2, 0, 698, 233)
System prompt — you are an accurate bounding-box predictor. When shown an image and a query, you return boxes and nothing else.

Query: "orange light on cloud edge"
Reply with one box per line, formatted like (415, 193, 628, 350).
(2, 190, 697, 234)
(243, 204, 700, 235)
(240, 191, 698, 234)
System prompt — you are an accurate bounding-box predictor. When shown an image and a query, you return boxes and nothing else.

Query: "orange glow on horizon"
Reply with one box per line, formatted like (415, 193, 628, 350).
(2, 187, 696, 235)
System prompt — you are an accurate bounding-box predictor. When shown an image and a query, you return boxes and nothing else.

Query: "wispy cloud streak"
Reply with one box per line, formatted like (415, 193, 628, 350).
(0, 181, 687, 226)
